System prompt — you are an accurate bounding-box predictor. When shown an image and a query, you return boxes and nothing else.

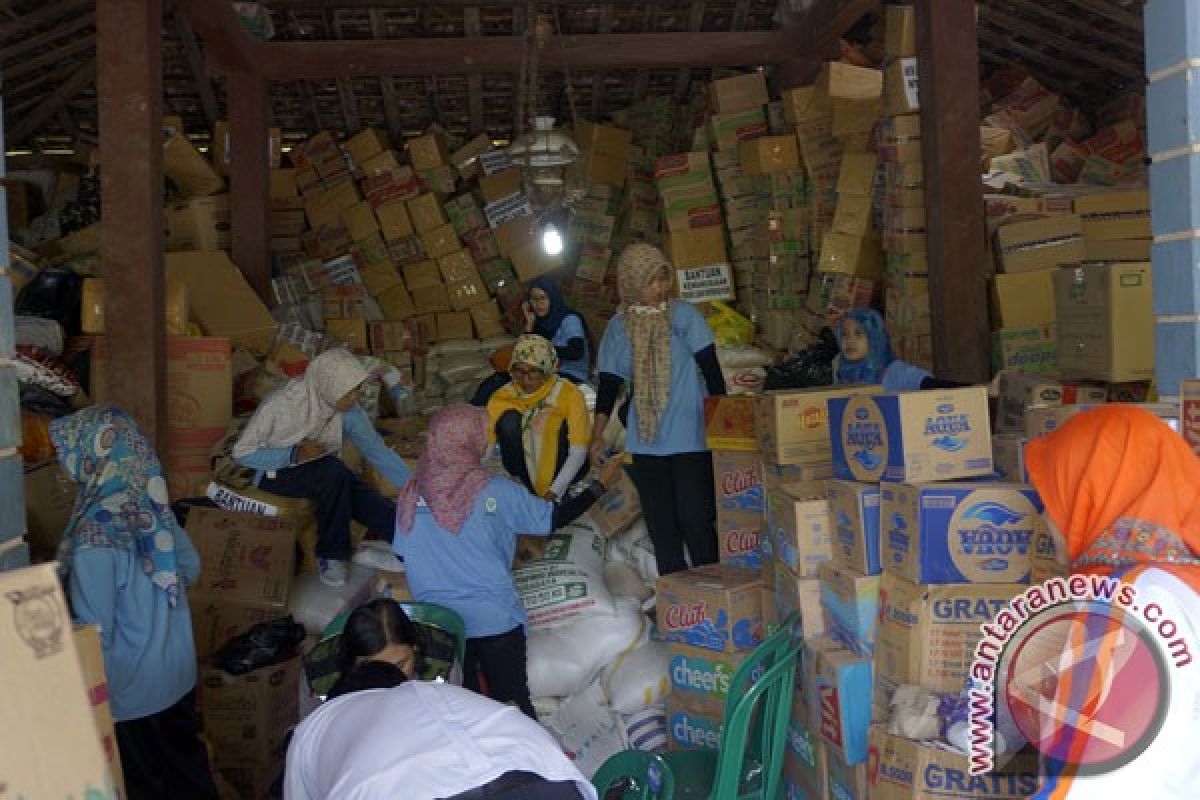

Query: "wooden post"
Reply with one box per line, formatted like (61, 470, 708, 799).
(97, 0, 166, 443)
(915, 0, 990, 383)
(228, 69, 272, 302)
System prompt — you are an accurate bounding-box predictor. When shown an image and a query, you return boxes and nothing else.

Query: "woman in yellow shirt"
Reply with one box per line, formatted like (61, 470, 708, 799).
(487, 335, 592, 501)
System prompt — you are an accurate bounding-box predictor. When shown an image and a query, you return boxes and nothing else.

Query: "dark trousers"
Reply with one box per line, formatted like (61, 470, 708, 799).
(114, 689, 219, 800)
(440, 771, 585, 800)
(630, 451, 719, 576)
(495, 410, 586, 495)
(258, 455, 396, 560)
(463, 625, 537, 720)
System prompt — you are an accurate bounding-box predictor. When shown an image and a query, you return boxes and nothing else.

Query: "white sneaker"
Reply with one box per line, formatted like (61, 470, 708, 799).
(353, 542, 404, 572)
(318, 558, 349, 587)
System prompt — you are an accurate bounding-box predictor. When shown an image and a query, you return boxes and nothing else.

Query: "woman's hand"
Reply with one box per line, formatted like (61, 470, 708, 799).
(588, 433, 608, 466)
(597, 456, 625, 489)
(541, 489, 559, 502)
(296, 439, 327, 463)
(521, 301, 536, 333)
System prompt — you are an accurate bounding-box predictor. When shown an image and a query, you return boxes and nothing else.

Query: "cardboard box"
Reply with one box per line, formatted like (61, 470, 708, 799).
(479, 167, 524, 204)
(827, 480, 881, 576)
(574, 151, 628, 188)
(667, 642, 756, 708)
(82, 277, 190, 336)
(784, 710, 828, 799)
(164, 131, 225, 198)
(676, 264, 735, 304)
(827, 388, 993, 484)
(589, 470, 642, 538)
(818, 562, 879, 658)
(406, 132, 450, 170)
(875, 573, 1023, 703)
(666, 692, 724, 751)
(703, 396, 758, 451)
(991, 434, 1031, 484)
(995, 372, 1107, 434)
(833, 193, 874, 236)
(868, 727, 1040, 799)
(511, 240, 565, 282)
(340, 200, 380, 241)
(369, 320, 419, 353)
(708, 108, 769, 152)
(709, 72, 769, 114)
(992, 268, 1056, 328)
(766, 484, 832, 578)
(200, 657, 301, 767)
(804, 637, 872, 765)
(885, 4, 916, 56)
(304, 180, 361, 230)
(436, 249, 479, 284)
(738, 135, 800, 176)
(407, 193, 447, 233)
(656, 565, 764, 653)
(23, 462, 77, 559)
(186, 507, 296, 608)
(401, 259, 441, 290)
(410, 282, 452, 313)
(447, 276, 489, 311)
(0, 564, 117, 798)
(773, 561, 824, 635)
(166, 194, 232, 251)
(344, 128, 389, 167)
(713, 450, 765, 570)
(757, 387, 882, 466)
(1054, 262, 1154, 382)
(377, 285, 417, 320)
(92, 336, 233, 439)
(165, 250, 278, 355)
(1184, 380, 1200, 457)
(761, 461, 834, 490)
(436, 311, 474, 341)
(576, 121, 634, 158)
(881, 482, 1043, 585)
(469, 300, 507, 339)
(421, 222, 462, 260)
(376, 201, 415, 242)
(665, 226, 728, 269)
(493, 214, 537, 257)
(325, 317, 370, 353)
(1084, 237, 1151, 263)
(189, 598, 286, 660)
(818, 232, 883, 279)
(820, 62, 883, 99)
(72, 625, 125, 796)
(1074, 190, 1150, 241)
(992, 326, 1057, 375)
(885, 57, 920, 116)
(994, 215, 1085, 273)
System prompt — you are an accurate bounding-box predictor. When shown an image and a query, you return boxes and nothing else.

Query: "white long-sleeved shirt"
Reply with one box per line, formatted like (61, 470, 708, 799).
(284, 681, 597, 800)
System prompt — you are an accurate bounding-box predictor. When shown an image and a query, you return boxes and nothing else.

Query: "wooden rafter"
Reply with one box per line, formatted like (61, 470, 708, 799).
(173, 10, 220, 125)
(673, 0, 706, 99)
(1053, 0, 1143, 30)
(175, 0, 261, 74)
(464, 6, 485, 134)
(977, 27, 1111, 91)
(1003, 0, 1144, 59)
(979, 7, 1144, 80)
(631, 1, 657, 104)
(329, 10, 363, 132)
(8, 57, 96, 144)
(6, 36, 94, 82)
(590, 3, 614, 120)
(0, 0, 89, 41)
(0, 10, 94, 64)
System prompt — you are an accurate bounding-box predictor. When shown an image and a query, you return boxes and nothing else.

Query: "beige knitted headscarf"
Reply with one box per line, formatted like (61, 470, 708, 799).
(616, 243, 673, 444)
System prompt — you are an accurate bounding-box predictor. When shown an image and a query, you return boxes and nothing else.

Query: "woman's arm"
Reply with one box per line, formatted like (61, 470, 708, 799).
(547, 445, 588, 500)
(554, 337, 587, 362)
(342, 405, 413, 488)
(68, 549, 119, 651)
(693, 344, 726, 396)
(590, 371, 623, 462)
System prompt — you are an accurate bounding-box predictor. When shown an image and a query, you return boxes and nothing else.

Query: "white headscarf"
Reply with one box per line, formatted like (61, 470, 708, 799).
(234, 349, 368, 459)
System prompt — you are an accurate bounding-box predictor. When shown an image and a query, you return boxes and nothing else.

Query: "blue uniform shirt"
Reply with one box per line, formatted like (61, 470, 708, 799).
(392, 477, 553, 638)
(69, 527, 202, 721)
(553, 315, 590, 383)
(597, 300, 714, 456)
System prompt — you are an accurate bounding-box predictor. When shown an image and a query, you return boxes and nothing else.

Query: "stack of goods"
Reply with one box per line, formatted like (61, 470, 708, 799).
(655, 151, 730, 299)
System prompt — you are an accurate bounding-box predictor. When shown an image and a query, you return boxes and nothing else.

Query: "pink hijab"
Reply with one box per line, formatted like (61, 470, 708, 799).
(396, 404, 492, 535)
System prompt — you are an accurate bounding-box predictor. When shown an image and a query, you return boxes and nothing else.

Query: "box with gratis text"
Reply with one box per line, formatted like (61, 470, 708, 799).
(758, 386, 882, 466)
(868, 726, 1039, 800)
(828, 480, 881, 575)
(881, 482, 1043, 585)
(656, 565, 764, 653)
(818, 561, 880, 658)
(828, 388, 993, 484)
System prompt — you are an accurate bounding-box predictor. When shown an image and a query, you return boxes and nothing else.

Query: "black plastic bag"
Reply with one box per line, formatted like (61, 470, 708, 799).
(216, 615, 307, 676)
(15, 267, 84, 337)
(763, 327, 839, 390)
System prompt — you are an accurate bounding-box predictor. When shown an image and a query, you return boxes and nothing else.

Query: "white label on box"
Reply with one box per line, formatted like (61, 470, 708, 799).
(485, 192, 534, 229)
(677, 263, 735, 303)
(901, 57, 920, 110)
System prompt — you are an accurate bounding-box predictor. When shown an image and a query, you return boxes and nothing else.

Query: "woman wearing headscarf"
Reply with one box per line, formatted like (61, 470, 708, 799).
(833, 308, 961, 391)
(523, 276, 590, 383)
(1022, 405, 1200, 798)
(52, 406, 218, 799)
(590, 243, 726, 576)
(234, 348, 412, 587)
(486, 334, 591, 501)
(393, 404, 623, 718)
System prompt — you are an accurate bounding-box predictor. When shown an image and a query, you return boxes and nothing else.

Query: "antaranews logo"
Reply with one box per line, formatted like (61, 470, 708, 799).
(966, 575, 1192, 777)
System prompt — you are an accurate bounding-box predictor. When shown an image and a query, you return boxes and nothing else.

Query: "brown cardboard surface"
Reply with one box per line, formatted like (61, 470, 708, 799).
(994, 215, 1086, 273)
(407, 193, 447, 233)
(166, 194, 231, 251)
(588, 471, 642, 537)
(665, 226, 728, 269)
(656, 564, 764, 653)
(189, 598, 287, 659)
(165, 251, 278, 355)
(83, 277, 190, 336)
(479, 167, 524, 204)
(73, 625, 126, 797)
(23, 461, 77, 559)
(200, 657, 301, 767)
(991, 268, 1057, 328)
(708, 72, 769, 114)
(436, 311, 474, 340)
(406, 132, 450, 170)
(186, 507, 297, 608)
(757, 387, 881, 466)
(0, 564, 116, 797)
(1053, 262, 1154, 382)
(410, 282, 452, 313)
(703, 395, 758, 451)
(421, 222, 462, 259)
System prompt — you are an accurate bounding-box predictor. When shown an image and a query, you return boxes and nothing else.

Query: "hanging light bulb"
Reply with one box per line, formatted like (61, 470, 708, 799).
(541, 224, 564, 256)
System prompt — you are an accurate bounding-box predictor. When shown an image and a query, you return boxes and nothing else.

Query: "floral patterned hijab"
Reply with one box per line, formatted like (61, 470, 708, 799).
(51, 406, 183, 605)
(616, 243, 673, 444)
(396, 404, 492, 535)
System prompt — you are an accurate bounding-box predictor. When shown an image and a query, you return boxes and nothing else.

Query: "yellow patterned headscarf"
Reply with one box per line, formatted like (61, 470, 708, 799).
(511, 334, 559, 378)
(616, 244, 673, 444)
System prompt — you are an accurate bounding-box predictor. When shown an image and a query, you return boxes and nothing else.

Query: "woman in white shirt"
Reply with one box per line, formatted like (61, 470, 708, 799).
(285, 661, 596, 800)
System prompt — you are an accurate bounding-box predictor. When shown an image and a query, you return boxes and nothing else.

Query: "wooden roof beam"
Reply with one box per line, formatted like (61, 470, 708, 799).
(0, 11, 95, 64)
(464, 7, 485, 135)
(175, 0, 262, 75)
(173, 10, 221, 126)
(1003, 0, 1144, 59)
(1054, 0, 1143, 30)
(673, 0, 706, 99)
(7, 57, 96, 144)
(977, 29, 1111, 91)
(229, 30, 806, 80)
(6, 37, 95, 83)
(979, 7, 1144, 79)
(591, 3, 615, 121)
(0, 0, 89, 41)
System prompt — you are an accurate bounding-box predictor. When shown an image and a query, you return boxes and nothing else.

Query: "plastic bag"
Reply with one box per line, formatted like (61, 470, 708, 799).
(763, 327, 838, 390)
(705, 301, 755, 348)
(216, 615, 307, 676)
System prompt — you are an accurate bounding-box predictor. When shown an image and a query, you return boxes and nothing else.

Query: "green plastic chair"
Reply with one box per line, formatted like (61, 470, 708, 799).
(303, 601, 467, 698)
(593, 614, 803, 800)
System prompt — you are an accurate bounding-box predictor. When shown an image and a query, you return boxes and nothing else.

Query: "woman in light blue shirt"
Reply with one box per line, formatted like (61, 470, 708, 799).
(523, 276, 591, 384)
(590, 244, 726, 576)
(52, 406, 218, 799)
